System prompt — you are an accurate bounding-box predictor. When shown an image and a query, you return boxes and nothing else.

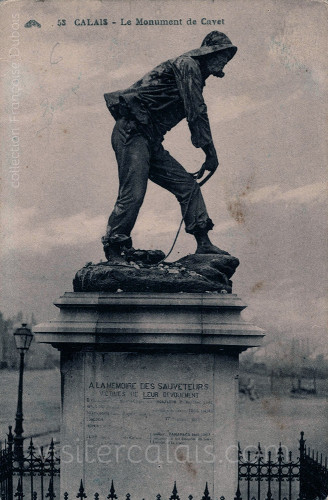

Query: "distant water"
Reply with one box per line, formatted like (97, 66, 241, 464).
(0, 369, 60, 447)
(0, 368, 327, 456)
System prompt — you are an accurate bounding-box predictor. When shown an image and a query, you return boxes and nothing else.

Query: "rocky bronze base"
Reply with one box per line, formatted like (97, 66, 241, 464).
(73, 250, 239, 293)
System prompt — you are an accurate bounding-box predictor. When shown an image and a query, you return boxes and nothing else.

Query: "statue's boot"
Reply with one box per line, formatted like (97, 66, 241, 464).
(101, 238, 130, 265)
(194, 229, 230, 255)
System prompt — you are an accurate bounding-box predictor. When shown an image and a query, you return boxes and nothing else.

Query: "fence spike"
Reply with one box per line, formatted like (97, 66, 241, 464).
(33, 492, 38, 500)
(298, 431, 305, 463)
(188, 495, 193, 500)
(49, 440, 55, 463)
(125, 494, 131, 500)
(277, 443, 284, 463)
(170, 482, 180, 500)
(256, 442, 263, 459)
(46, 476, 56, 500)
(201, 482, 211, 500)
(107, 480, 117, 500)
(156, 494, 161, 500)
(28, 438, 35, 455)
(238, 443, 242, 462)
(234, 483, 242, 500)
(265, 482, 273, 500)
(64, 493, 69, 500)
(14, 478, 24, 500)
(8, 426, 14, 447)
(220, 497, 225, 500)
(77, 480, 87, 500)
(94, 493, 99, 500)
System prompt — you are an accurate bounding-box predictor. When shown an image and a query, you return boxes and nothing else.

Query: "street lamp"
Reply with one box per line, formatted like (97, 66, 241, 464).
(13, 323, 33, 462)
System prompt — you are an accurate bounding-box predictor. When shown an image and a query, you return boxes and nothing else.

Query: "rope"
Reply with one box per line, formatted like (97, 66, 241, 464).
(160, 167, 214, 262)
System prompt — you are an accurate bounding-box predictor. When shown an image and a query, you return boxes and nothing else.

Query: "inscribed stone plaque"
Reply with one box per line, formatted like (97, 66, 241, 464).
(83, 352, 215, 496)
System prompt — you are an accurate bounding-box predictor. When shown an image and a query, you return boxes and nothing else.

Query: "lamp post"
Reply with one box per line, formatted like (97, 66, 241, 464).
(13, 323, 33, 462)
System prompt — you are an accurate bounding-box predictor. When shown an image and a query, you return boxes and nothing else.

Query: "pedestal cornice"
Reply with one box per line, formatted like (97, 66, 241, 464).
(34, 292, 264, 352)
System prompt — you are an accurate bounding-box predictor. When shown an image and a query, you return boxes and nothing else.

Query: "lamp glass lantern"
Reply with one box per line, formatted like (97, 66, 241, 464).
(13, 323, 33, 352)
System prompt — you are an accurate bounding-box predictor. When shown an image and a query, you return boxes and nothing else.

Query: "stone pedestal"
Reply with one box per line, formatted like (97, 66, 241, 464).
(34, 292, 264, 500)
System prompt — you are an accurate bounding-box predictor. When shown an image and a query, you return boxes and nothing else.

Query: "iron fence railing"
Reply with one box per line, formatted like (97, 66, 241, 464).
(238, 444, 300, 499)
(237, 432, 328, 500)
(0, 427, 327, 500)
(299, 433, 328, 500)
(0, 427, 60, 500)
(66, 481, 222, 500)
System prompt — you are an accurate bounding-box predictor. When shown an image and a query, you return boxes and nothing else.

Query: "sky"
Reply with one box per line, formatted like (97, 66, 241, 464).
(1, 0, 327, 353)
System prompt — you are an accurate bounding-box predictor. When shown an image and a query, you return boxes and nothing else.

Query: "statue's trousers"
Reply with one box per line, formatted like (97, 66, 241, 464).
(105, 117, 213, 245)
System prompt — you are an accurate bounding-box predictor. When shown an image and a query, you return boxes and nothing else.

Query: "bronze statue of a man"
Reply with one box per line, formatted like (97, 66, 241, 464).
(102, 31, 237, 261)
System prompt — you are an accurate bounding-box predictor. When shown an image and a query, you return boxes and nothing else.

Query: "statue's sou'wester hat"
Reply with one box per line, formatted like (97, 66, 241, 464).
(184, 31, 237, 61)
